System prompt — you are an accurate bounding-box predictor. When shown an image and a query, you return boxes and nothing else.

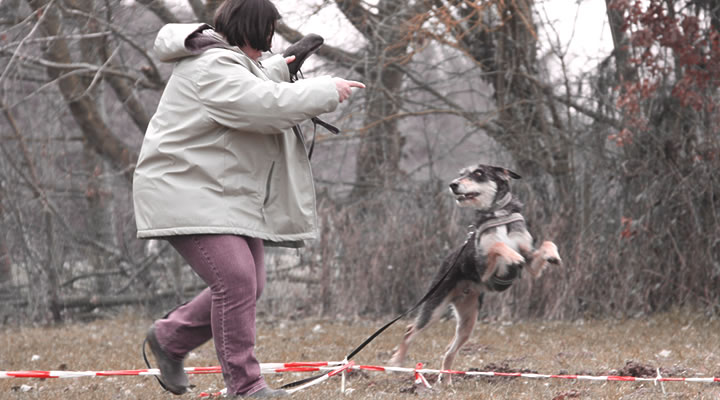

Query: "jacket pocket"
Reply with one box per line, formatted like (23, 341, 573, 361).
(262, 161, 275, 207)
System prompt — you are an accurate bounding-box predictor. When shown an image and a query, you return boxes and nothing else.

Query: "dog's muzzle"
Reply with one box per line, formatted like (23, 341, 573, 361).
(455, 192, 480, 202)
(449, 183, 479, 202)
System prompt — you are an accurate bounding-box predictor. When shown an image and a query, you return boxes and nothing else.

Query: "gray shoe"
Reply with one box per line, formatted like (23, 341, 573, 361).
(233, 387, 288, 398)
(145, 324, 189, 395)
(283, 34, 324, 78)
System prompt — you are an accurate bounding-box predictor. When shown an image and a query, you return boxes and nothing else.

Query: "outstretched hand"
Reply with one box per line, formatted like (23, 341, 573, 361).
(285, 56, 364, 103)
(333, 78, 365, 103)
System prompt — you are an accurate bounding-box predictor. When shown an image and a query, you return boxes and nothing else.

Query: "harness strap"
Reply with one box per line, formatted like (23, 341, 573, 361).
(473, 212, 524, 259)
(474, 212, 525, 237)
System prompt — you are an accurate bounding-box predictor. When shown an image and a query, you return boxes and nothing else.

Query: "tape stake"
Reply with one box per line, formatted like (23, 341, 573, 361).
(655, 368, 666, 395)
(286, 361, 354, 395)
(414, 363, 432, 389)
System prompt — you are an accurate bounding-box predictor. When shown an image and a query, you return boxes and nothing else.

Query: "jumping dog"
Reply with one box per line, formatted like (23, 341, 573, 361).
(389, 163, 561, 383)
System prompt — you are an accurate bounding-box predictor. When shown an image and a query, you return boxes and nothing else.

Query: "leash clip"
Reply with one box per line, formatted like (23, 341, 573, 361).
(466, 225, 476, 241)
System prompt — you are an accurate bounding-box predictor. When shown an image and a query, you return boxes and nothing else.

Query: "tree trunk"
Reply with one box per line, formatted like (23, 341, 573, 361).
(336, 0, 412, 199)
(0, 203, 10, 284)
(44, 212, 62, 322)
(26, 0, 139, 180)
(454, 0, 575, 211)
(605, 0, 637, 83)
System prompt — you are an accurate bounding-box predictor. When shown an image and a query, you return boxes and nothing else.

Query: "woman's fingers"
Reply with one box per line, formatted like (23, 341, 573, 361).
(333, 78, 365, 103)
(346, 80, 366, 89)
(285, 55, 296, 64)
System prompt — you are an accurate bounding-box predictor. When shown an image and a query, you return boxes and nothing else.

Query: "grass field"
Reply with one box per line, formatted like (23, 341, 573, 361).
(1, 310, 719, 399)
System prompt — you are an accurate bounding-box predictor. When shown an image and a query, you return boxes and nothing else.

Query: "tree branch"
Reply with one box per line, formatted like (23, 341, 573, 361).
(275, 21, 362, 72)
(133, 0, 180, 24)
(334, 0, 375, 40)
(57, 4, 164, 85)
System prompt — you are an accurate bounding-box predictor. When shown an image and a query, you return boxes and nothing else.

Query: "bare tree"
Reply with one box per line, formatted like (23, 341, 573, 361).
(0, 0, 717, 322)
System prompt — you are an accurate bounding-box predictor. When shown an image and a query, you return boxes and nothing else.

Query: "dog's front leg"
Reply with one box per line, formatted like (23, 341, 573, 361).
(390, 296, 450, 367)
(389, 323, 416, 367)
(524, 241, 562, 278)
(482, 242, 525, 282)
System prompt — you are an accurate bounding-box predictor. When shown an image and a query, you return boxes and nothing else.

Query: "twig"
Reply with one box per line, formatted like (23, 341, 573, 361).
(0, 0, 56, 85)
(57, 4, 164, 84)
(75, 45, 121, 101)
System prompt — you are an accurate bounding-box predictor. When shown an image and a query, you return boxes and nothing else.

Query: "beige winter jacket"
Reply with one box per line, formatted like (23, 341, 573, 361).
(133, 23, 339, 246)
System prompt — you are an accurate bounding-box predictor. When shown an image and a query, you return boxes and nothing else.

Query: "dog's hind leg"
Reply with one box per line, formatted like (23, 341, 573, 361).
(438, 288, 482, 385)
(389, 292, 450, 367)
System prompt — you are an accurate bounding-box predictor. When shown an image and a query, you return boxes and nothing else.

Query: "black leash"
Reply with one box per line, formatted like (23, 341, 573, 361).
(294, 116, 339, 160)
(289, 70, 341, 159)
(280, 228, 476, 389)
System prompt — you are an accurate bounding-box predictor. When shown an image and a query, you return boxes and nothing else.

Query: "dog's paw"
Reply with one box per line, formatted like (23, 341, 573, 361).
(388, 349, 405, 367)
(508, 251, 526, 267)
(436, 374, 453, 386)
(540, 241, 562, 267)
(388, 356, 400, 367)
(527, 242, 561, 278)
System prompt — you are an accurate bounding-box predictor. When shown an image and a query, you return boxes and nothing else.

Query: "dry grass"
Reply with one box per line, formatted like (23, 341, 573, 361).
(1, 309, 719, 399)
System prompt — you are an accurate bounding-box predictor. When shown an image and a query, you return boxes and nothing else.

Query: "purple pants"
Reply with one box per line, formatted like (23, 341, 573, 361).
(153, 234, 267, 396)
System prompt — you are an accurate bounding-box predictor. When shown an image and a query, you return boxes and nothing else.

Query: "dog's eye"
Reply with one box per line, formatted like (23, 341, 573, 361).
(473, 169, 483, 176)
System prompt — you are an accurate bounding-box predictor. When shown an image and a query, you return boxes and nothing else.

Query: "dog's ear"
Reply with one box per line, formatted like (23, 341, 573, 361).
(494, 167, 522, 180)
(506, 169, 522, 179)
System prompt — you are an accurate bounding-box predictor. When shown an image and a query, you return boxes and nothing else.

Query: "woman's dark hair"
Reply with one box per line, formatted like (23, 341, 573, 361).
(214, 0, 280, 52)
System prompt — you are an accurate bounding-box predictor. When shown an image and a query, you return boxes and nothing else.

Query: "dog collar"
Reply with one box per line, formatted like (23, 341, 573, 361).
(492, 192, 512, 210)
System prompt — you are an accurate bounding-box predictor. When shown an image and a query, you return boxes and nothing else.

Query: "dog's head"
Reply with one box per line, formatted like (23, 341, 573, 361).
(449, 164, 521, 210)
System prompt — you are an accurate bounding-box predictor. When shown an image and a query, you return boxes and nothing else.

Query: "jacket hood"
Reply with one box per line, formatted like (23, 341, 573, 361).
(153, 23, 232, 62)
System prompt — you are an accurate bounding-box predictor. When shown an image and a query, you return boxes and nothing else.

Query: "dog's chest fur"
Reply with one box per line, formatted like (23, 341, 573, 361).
(478, 224, 513, 253)
(476, 217, 532, 254)
(464, 204, 533, 286)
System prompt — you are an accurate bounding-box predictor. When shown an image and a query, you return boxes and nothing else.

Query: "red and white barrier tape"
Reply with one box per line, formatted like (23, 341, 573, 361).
(294, 363, 720, 384)
(0, 362, 341, 379)
(197, 362, 356, 398)
(3, 361, 719, 383)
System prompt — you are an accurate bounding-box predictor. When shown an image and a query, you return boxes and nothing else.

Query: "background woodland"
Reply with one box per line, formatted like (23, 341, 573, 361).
(0, 0, 718, 323)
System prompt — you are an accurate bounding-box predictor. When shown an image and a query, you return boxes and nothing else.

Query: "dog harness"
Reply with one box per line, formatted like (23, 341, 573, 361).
(471, 191, 525, 243)
(472, 193, 526, 288)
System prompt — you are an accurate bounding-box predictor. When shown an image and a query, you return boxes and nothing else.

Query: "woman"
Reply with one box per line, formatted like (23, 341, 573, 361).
(132, 0, 364, 397)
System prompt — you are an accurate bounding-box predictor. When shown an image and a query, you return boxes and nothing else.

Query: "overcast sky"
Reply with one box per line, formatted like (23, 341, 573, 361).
(272, 0, 615, 79)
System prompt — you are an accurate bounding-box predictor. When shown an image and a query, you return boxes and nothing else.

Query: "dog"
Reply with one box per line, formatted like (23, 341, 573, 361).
(389, 163, 561, 383)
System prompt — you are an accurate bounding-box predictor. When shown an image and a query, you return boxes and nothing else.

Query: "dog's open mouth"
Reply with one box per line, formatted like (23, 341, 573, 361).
(455, 192, 479, 201)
